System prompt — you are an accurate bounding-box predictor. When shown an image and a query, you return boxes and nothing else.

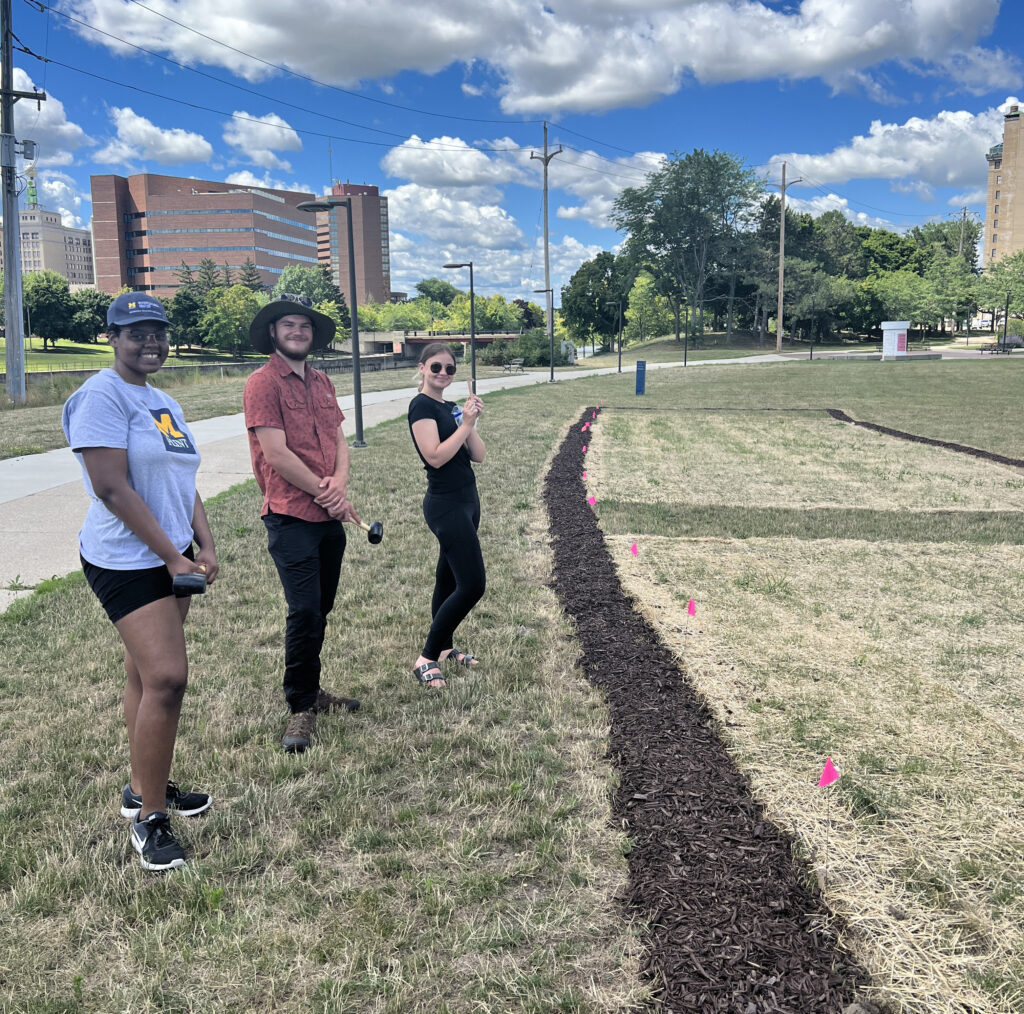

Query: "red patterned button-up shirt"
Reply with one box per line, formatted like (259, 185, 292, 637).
(243, 355, 345, 521)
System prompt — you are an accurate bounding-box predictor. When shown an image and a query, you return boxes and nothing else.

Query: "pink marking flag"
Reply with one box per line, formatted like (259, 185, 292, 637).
(592, 411, 596, 419)
(818, 757, 840, 788)
(582, 445, 587, 453)
(582, 471, 587, 479)
(587, 496, 596, 506)
(687, 599, 696, 617)
(630, 542, 638, 556)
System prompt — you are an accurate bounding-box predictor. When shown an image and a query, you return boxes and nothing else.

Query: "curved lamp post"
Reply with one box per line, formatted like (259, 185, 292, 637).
(297, 197, 365, 446)
(444, 261, 476, 387)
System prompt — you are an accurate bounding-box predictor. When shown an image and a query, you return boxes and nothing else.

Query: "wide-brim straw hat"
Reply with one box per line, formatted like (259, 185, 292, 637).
(249, 294, 337, 354)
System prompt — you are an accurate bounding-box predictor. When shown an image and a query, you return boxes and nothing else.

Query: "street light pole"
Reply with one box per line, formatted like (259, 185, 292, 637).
(297, 197, 365, 446)
(535, 287, 555, 381)
(445, 262, 476, 389)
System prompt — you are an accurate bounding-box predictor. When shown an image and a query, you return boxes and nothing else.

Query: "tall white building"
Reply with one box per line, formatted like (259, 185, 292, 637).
(0, 206, 95, 287)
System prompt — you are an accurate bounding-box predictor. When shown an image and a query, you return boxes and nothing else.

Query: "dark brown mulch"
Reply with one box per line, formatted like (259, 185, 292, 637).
(543, 407, 870, 1013)
(827, 409, 1024, 469)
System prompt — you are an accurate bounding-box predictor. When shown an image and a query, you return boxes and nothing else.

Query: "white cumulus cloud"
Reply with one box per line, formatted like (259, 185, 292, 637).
(67, 0, 1019, 116)
(95, 107, 213, 165)
(223, 170, 314, 193)
(11, 69, 88, 167)
(223, 112, 302, 171)
(35, 170, 90, 229)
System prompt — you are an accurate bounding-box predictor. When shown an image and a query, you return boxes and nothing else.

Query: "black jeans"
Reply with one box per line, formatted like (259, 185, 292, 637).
(422, 490, 486, 661)
(264, 512, 346, 713)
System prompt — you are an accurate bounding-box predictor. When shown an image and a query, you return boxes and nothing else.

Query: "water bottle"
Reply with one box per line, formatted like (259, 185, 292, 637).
(451, 402, 463, 426)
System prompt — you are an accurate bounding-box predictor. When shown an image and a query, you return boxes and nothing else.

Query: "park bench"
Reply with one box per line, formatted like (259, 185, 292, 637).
(502, 358, 525, 373)
(980, 343, 1014, 354)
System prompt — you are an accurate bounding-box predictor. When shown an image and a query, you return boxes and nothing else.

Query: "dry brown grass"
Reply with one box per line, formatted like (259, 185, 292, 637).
(589, 411, 1024, 512)
(590, 410, 1024, 1014)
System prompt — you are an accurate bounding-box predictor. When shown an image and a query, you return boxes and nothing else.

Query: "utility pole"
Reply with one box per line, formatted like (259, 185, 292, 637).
(531, 122, 562, 378)
(770, 161, 800, 354)
(2, 0, 45, 403)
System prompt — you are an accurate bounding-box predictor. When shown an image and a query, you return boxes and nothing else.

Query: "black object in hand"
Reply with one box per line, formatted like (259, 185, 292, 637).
(172, 572, 207, 597)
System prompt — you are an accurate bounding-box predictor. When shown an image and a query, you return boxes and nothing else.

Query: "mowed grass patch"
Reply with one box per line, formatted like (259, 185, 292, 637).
(586, 398, 1024, 1012)
(588, 411, 1024, 511)
(0, 386, 651, 1013)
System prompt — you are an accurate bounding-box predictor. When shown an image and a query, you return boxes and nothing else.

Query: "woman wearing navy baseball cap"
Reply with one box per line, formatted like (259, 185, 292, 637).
(62, 292, 218, 871)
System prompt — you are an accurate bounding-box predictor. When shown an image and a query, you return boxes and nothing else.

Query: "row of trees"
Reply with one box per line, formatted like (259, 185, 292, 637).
(15, 261, 548, 358)
(561, 148, 1009, 350)
(357, 278, 544, 335)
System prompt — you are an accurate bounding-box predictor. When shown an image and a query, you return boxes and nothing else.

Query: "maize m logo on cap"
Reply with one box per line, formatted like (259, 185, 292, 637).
(150, 410, 196, 454)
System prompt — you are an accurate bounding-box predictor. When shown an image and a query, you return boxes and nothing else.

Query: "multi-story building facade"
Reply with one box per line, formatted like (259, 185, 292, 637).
(313, 183, 392, 306)
(0, 206, 94, 287)
(984, 104, 1023, 267)
(89, 173, 319, 295)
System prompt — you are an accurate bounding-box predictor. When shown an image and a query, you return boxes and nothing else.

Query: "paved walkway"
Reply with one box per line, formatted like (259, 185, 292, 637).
(0, 352, 784, 611)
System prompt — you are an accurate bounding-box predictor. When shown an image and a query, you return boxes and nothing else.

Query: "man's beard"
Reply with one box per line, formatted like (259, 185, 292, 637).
(271, 334, 310, 362)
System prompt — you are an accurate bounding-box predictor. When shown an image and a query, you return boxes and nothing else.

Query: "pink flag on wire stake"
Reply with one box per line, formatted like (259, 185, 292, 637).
(587, 496, 596, 506)
(582, 471, 587, 479)
(818, 757, 841, 788)
(630, 542, 638, 556)
(582, 445, 587, 453)
(687, 599, 696, 617)
(592, 411, 596, 419)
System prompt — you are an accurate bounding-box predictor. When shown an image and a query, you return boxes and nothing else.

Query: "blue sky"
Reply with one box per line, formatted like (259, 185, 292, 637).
(8, 1, 1024, 301)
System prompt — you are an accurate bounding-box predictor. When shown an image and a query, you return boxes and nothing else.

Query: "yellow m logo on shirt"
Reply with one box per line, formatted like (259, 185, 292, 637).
(152, 412, 185, 439)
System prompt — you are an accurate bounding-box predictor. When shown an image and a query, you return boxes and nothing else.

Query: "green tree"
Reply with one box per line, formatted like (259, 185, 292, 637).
(559, 252, 622, 348)
(67, 288, 109, 343)
(513, 298, 544, 330)
(415, 277, 461, 305)
(222, 261, 234, 287)
(614, 149, 763, 339)
(167, 286, 207, 354)
(978, 250, 1024, 336)
(865, 270, 932, 327)
(196, 258, 222, 296)
(175, 260, 196, 288)
(238, 258, 265, 292)
(273, 265, 350, 329)
(200, 285, 261, 356)
(23, 271, 73, 350)
(624, 271, 672, 344)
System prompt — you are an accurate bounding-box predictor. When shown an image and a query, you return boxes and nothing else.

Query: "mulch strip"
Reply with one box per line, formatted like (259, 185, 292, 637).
(827, 409, 1024, 469)
(544, 407, 870, 1012)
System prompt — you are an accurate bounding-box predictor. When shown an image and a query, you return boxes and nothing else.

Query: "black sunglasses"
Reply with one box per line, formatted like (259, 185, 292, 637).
(429, 362, 457, 375)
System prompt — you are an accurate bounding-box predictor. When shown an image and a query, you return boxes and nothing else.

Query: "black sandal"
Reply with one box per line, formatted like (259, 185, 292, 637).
(413, 662, 445, 687)
(444, 648, 477, 668)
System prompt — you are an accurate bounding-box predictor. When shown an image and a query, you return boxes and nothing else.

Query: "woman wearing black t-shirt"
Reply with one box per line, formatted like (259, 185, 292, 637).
(407, 343, 486, 688)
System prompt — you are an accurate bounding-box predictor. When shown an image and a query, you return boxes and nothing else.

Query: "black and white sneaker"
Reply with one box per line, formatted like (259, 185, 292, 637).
(131, 811, 187, 871)
(121, 781, 212, 819)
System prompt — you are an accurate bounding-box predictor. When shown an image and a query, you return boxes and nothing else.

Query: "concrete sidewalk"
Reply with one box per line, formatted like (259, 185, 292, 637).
(0, 355, 787, 611)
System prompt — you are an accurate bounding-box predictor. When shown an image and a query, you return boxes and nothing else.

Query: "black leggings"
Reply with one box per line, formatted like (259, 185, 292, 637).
(422, 490, 486, 661)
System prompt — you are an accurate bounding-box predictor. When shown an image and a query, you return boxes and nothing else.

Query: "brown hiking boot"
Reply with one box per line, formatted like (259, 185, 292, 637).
(282, 709, 317, 753)
(316, 688, 361, 713)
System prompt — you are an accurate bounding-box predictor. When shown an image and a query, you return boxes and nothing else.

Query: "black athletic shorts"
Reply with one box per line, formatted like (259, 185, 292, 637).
(82, 545, 195, 624)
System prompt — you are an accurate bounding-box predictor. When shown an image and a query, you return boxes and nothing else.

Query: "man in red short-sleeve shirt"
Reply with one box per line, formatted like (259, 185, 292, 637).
(243, 294, 362, 753)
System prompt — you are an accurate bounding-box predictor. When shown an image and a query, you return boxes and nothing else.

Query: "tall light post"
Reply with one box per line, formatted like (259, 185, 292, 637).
(605, 300, 623, 373)
(297, 197, 365, 446)
(444, 261, 476, 388)
(534, 287, 555, 381)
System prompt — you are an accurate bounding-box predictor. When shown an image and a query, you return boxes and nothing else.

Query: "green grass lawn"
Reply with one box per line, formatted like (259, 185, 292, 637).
(2, 357, 1022, 1012)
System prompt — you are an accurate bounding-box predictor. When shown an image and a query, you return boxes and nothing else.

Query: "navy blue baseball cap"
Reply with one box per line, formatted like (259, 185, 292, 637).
(107, 292, 170, 327)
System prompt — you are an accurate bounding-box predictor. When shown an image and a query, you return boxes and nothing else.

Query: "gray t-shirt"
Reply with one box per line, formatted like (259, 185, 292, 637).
(62, 369, 200, 569)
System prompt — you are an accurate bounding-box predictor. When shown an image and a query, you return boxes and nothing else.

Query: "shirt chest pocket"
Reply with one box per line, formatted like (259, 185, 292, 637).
(315, 388, 338, 411)
(283, 390, 308, 413)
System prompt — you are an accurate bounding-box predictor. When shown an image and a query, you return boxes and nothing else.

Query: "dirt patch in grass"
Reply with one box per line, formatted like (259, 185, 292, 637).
(543, 407, 870, 1012)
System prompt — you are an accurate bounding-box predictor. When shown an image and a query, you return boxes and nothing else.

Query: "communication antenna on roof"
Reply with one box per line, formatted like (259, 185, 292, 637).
(328, 139, 333, 191)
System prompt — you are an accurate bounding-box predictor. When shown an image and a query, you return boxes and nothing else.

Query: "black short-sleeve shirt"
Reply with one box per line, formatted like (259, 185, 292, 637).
(408, 393, 477, 495)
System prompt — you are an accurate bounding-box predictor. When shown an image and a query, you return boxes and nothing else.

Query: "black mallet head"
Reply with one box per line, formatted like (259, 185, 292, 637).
(172, 572, 207, 597)
(365, 520, 384, 545)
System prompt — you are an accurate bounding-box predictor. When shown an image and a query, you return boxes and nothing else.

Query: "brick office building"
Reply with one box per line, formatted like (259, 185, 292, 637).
(89, 173, 319, 295)
(312, 183, 392, 305)
(0, 206, 94, 287)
